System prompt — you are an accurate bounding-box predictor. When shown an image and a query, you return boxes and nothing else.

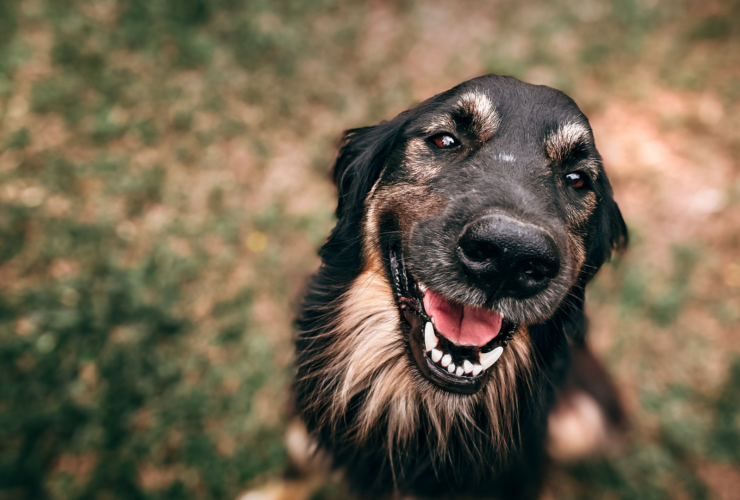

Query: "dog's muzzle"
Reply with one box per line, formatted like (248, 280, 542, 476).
(391, 248, 517, 395)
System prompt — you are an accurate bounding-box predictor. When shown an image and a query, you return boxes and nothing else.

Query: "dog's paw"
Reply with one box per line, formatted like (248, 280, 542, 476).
(546, 389, 622, 462)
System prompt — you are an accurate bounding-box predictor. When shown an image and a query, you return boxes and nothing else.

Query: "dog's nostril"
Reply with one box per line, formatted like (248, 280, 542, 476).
(465, 241, 500, 263)
(523, 262, 544, 282)
(521, 259, 558, 283)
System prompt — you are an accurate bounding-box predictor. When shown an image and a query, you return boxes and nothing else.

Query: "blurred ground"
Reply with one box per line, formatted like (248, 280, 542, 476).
(0, 0, 739, 499)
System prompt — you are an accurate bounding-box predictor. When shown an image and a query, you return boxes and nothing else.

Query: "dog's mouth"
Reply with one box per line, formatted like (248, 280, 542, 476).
(389, 248, 517, 395)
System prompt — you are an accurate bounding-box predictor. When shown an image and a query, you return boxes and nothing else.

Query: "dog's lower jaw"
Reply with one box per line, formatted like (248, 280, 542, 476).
(294, 266, 561, 499)
(391, 247, 521, 395)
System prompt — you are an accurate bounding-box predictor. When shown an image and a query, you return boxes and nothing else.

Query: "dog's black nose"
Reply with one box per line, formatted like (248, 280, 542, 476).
(457, 215, 561, 298)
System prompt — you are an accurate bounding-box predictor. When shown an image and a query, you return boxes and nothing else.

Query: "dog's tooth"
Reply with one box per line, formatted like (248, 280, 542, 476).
(480, 346, 504, 370)
(441, 354, 452, 367)
(463, 360, 474, 374)
(431, 349, 442, 363)
(424, 322, 438, 351)
(472, 364, 483, 376)
(455, 366, 464, 376)
(448, 363, 455, 373)
(418, 282, 428, 292)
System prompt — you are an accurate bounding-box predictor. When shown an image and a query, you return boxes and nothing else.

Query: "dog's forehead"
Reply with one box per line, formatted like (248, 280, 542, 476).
(409, 78, 595, 154)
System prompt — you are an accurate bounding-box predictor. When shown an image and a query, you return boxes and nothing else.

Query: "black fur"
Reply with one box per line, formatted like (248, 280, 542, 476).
(295, 75, 627, 499)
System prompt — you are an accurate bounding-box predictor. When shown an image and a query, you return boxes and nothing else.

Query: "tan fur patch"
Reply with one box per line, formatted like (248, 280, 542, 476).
(422, 114, 457, 135)
(565, 191, 597, 227)
(285, 419, 322, 471)
(565, 190, 597, 273)
(361, 150, 446, 266)
(546, 122, 598, 259)
(402, 138, 443, 182)
(422, 91, 500, 142)
(298, 253, 537, 466)
(544, 122, 593, 170)
(547, 391, 610, 462)
(567, 232, 587, 281)
(454, 91, 500, 140)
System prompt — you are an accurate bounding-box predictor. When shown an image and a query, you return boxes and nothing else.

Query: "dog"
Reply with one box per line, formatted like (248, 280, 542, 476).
(274, 74, 628, 500)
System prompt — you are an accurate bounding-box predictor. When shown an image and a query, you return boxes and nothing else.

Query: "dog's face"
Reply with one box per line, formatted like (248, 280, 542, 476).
(297, 75, 626, 483)
(335, 75, 626, 395)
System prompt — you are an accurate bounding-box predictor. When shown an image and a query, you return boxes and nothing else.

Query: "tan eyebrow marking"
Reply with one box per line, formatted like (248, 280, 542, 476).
(454, 91, 500, 140)
(422, 114, 456, 135)
(544, 122, 600, 177)
(544, 122, 590, 163)
(422, 91, 501, 141)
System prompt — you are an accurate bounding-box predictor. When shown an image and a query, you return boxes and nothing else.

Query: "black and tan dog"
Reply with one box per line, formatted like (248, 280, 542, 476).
(267, 75, 627, 500)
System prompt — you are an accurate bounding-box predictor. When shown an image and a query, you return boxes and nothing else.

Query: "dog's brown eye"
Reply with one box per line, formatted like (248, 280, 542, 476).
(565, 172, 589, 189)
(429, 133, 458, 149)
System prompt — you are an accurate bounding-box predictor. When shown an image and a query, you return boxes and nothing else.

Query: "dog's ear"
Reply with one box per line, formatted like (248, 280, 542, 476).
(582, 182, 628, 283)
(560, 184, 627, 344)
(332, 118, 406, 221)
(318, 118, 406, 267)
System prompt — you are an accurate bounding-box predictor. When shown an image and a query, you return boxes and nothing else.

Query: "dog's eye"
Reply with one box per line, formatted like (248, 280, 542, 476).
(429, 133, 459, 149)
(564, 172, 590, 190)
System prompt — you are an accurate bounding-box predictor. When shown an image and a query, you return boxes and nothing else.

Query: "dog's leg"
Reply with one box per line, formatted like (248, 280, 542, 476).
(547, 341, 627, 462)
(237, 418, 330, 500)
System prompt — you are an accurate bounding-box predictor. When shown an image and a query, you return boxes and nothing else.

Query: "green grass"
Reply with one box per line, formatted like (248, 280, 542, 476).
(0, 0, 739, 498)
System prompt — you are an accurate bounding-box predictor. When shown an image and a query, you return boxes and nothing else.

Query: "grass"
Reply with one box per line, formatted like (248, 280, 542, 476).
(0, 0, 739, 499)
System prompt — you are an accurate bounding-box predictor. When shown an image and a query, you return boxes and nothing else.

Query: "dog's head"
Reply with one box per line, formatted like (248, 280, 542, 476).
(297, 75, 626, 480)
(332, 75, 626, 394)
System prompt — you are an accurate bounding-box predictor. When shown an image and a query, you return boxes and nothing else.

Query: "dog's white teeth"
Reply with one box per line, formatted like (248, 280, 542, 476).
(479, 346, 504, 370)
(425, 334, 506, 378)
(418, 282, 428, 292)
(424, 322, 438, 351)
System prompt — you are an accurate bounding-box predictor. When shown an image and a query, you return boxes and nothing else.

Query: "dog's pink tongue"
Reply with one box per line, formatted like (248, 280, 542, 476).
(423, 290, 502, 347)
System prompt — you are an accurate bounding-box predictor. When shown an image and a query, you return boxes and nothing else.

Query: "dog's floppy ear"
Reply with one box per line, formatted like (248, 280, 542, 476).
(332, 118, 406, 221)
(560, 185, 627, 344)
(318, 118, 406, 268)
(583, 182, 628, 283)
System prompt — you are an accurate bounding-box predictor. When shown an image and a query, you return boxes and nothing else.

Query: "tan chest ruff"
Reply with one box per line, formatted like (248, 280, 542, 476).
(306, 256, 536, 462)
